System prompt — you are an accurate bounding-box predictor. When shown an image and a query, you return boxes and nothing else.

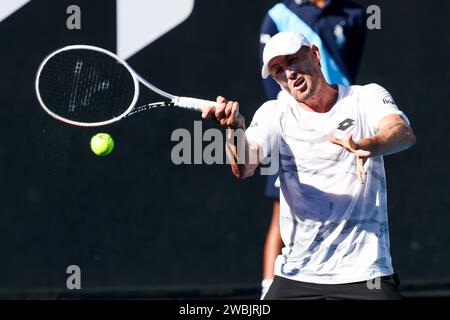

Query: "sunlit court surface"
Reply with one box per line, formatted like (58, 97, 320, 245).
(0, 0, 449, 312)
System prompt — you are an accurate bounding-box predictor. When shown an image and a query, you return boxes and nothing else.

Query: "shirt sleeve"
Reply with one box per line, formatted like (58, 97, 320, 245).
(360, 83, 410, 132)
(245, 101, 280, 159)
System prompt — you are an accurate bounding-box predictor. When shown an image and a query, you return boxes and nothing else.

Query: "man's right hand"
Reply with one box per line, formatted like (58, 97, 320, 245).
(201, 96, 261, 179)
(201, 96, 245, 129)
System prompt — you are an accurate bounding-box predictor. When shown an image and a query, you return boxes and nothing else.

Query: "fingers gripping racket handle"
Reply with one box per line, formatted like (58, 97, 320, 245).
(173, 96, 239, 115)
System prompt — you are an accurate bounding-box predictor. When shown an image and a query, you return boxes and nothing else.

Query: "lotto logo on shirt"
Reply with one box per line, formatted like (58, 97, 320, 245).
(337, 118, 355, 131)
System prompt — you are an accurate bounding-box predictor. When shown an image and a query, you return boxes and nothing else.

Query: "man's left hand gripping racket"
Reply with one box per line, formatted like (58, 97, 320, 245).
(35, 45, 222, 127)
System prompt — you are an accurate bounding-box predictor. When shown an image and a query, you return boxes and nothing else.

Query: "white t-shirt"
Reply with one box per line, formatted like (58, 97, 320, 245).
(246, 83, 409, 284)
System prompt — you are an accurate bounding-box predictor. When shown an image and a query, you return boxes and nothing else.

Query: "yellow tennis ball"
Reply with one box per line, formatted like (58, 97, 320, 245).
(90, 133, 114, 156)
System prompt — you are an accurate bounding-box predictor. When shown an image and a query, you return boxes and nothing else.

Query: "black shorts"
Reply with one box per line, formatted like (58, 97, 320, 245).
(264, 274, 403, 300)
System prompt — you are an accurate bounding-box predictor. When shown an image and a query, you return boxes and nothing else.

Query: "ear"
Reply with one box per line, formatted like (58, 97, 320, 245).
(310, 44, 321, 64)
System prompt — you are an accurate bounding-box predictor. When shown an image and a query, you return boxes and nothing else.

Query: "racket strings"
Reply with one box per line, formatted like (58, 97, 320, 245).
(37, 49, 136, 124)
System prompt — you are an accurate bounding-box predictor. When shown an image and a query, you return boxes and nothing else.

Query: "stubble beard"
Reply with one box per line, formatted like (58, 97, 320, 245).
(291, 77, 317, 103)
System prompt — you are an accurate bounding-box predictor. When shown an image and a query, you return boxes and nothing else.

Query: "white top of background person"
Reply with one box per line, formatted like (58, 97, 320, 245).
(201, 30, 415, 287)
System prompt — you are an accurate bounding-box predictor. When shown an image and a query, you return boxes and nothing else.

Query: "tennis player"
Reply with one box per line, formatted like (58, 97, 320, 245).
(258, 0, 366, 299)
(202, 30, 416, 299)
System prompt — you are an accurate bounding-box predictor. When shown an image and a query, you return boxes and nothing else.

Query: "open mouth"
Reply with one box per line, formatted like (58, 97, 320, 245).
(293, 77, 306, 89)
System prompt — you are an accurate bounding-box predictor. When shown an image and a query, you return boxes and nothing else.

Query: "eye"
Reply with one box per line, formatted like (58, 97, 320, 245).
(270, 65, 283, 76)
(287, 57, 298, 65)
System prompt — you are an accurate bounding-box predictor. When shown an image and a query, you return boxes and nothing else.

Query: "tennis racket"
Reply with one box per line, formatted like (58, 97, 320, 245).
(35, 45, 220, 127)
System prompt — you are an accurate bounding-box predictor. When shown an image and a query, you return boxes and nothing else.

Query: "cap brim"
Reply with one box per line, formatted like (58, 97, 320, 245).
(261, 64, 270, 79)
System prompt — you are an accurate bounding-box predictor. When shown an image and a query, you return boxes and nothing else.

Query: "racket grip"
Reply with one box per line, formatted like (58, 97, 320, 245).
(173, 96, 239, 115)
(173, 97, 216, 111)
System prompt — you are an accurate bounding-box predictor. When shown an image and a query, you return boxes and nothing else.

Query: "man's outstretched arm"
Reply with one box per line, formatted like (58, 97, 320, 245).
(357, 114, 416, 156)
(201, 96, 263, 179)
(327, 114, 416, 182)
(328, 114, 416, 157)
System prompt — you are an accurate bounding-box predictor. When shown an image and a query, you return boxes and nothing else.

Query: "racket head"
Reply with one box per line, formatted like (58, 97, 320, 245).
(35, 45, 140, 127)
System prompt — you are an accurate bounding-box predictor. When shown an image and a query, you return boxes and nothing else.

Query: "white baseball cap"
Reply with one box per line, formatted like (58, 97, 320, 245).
(261, 31, 310, 79)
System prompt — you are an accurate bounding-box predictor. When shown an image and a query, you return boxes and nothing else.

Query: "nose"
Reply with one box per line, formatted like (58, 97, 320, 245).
(286, 68, 297, 80)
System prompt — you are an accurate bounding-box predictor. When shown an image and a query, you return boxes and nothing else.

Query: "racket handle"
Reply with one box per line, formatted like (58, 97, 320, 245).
(173, 96, 239, 116)
(173, 97, 216, 111)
